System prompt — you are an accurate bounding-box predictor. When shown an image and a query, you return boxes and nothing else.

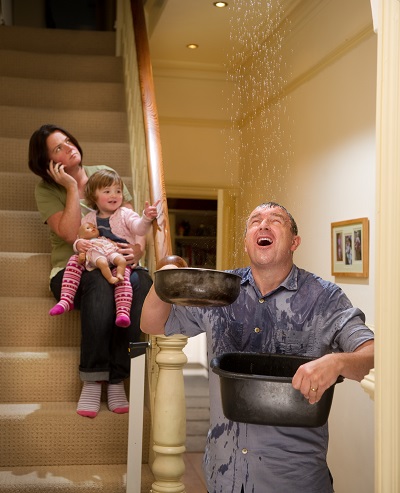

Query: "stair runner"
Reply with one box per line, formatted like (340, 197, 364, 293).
(0, 25, 153, 492)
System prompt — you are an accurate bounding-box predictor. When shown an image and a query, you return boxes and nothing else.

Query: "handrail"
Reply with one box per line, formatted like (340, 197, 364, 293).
(118, 1, 188, 492)
(130, 0, 172, 266)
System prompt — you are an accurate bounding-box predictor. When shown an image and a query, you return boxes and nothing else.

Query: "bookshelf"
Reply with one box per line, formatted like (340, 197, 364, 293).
(167, 198, 217, 269)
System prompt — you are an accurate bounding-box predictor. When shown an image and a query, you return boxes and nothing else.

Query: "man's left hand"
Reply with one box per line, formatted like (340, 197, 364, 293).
(292, 354, 341, 405)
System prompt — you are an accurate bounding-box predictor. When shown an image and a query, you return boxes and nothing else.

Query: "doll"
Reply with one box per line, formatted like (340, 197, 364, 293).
(77, 222, 128, 284)
(49, 222, 133, 327)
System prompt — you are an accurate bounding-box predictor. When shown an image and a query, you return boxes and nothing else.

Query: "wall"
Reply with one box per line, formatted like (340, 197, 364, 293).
(287, 34, 376, 493)
(153, 68, 238, 190)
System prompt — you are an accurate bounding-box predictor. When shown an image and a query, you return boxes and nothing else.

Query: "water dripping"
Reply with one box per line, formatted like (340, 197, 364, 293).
(223, 0, 293, 266)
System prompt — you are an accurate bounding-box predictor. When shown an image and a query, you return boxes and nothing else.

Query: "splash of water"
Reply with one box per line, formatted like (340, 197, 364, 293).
(223, 0, 293, 266)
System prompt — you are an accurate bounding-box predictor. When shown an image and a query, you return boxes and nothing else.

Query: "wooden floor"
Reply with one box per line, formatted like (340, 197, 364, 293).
(182, 452, 207, 493)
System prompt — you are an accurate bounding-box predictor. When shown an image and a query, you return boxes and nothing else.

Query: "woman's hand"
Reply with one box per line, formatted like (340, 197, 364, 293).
(117, 242, 143, 267)
(47, 160, 77, 189)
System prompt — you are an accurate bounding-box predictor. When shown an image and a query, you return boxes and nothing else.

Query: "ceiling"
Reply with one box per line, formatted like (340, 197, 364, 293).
(145, 0, 237, 71)
(145, 0, 300, 73)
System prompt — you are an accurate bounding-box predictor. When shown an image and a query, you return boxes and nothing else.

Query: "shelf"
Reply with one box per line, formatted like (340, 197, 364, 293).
(168, 203, 217, 269)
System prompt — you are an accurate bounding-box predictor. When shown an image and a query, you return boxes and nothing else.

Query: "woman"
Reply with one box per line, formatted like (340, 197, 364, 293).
(29, 124, 153, 418)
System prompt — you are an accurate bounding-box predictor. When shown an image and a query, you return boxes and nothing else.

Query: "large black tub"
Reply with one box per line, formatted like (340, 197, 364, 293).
(210, 352, 343, 427)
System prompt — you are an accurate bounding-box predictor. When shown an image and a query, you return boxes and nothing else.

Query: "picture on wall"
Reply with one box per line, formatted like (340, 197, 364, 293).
(331, 218, 369, 278)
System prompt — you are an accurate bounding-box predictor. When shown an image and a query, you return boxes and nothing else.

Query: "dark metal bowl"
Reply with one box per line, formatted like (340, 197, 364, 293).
(154, 268, 241, 307)
(211, 352, 343, 427)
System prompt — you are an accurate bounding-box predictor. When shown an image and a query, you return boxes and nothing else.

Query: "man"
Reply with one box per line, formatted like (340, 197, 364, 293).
(141, 202, 374, 493)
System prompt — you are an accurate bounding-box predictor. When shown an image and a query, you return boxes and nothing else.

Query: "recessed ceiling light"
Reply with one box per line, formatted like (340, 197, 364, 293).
(213, 1, 228, 7)
(186, 43, 199, 50)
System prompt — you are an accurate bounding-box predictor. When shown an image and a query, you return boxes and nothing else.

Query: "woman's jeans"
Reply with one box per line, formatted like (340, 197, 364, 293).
(50, 267, 153, 383)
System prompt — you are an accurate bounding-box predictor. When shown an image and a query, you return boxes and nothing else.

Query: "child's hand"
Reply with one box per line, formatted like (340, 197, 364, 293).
(144, 199, 160, 220)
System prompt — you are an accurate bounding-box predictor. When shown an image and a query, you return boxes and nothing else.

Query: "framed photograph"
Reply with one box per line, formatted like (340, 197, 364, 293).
(331, 218, 369, 278)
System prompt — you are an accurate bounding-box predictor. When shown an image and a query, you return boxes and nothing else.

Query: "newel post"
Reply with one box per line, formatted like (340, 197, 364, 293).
(151, 335, 188, 493)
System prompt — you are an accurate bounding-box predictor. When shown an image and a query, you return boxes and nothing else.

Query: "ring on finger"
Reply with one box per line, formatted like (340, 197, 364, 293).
(310, 386, 318, 392)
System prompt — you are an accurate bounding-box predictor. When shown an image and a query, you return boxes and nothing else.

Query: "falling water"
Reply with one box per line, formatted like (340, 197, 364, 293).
(222, 0, 293, 266)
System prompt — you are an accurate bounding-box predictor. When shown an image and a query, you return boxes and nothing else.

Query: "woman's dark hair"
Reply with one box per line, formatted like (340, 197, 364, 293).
(85, 169, 125, 211)
(28, 124, 83, 184)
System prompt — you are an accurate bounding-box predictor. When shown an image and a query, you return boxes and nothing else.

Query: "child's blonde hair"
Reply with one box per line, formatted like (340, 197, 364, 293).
(85, 169, 125, 211)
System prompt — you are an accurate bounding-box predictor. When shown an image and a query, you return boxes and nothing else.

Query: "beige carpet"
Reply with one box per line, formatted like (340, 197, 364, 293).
(0, 25, 153, 493)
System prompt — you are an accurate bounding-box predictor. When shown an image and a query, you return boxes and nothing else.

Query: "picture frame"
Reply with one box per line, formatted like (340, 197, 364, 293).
(331, 218, 369, 278)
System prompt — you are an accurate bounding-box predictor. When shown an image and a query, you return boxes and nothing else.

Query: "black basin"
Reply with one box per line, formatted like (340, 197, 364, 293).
(211, 352, 343, 427)
(154, 268, 241, 307)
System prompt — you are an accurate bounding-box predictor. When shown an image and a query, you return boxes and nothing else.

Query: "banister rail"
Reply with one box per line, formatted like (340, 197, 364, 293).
(117, 1, 188, 492)
(130, 0, 173, 265)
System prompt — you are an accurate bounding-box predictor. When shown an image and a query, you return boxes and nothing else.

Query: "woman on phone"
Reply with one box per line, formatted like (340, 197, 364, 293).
(29, 124, 153, 418)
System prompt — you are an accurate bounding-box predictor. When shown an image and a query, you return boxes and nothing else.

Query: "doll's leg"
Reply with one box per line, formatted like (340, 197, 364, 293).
(110, 253, 127, 281)
(95, 256, 120, 284)
(49, 255, 85, 316)
(113, 266, 132, 328)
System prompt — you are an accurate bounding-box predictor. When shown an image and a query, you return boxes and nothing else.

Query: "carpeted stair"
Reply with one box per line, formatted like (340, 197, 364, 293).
(0, 25, 153, 492)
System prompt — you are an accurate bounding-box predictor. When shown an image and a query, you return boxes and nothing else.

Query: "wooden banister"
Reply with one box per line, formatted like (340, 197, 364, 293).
(130, 0, 172, 266)
(122, 2, 188, 492)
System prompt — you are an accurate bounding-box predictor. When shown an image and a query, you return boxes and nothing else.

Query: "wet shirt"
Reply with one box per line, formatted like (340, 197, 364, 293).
(164, 265, 374, 493)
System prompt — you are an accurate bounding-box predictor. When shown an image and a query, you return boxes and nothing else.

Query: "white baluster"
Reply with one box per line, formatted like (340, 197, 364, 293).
(151, 335, 188, 493)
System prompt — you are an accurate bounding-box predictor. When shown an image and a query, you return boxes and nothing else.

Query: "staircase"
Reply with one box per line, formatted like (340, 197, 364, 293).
(0, 25, 153, 492)
(184, 374, 210, 453)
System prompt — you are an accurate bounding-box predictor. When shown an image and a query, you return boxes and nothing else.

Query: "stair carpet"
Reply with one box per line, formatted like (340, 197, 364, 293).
(184, 373, 210, 453)
(0, 25, 153, 492)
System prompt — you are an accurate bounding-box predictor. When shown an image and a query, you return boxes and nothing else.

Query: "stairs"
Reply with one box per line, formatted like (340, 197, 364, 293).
(184, 373, 210, 453)
(0, 25, 153, 492)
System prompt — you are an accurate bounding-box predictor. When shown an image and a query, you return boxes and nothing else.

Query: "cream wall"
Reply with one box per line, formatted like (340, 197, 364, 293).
(286, 34, 376, 493)
(154, 69, 238, 190)
(287, 33, 376, 321)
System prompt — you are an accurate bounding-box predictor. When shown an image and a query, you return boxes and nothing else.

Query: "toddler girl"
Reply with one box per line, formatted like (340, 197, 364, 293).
(49, 169, 159, 328)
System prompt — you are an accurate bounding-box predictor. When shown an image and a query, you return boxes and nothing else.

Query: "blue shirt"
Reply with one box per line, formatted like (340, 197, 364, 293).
(165, 265, 374, 493)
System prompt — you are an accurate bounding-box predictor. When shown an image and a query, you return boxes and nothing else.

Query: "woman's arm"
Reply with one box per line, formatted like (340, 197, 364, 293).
(46, 163, 82, 244)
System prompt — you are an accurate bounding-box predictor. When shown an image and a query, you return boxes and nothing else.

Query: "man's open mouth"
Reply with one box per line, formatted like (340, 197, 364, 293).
(257, 237, 273, 246)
